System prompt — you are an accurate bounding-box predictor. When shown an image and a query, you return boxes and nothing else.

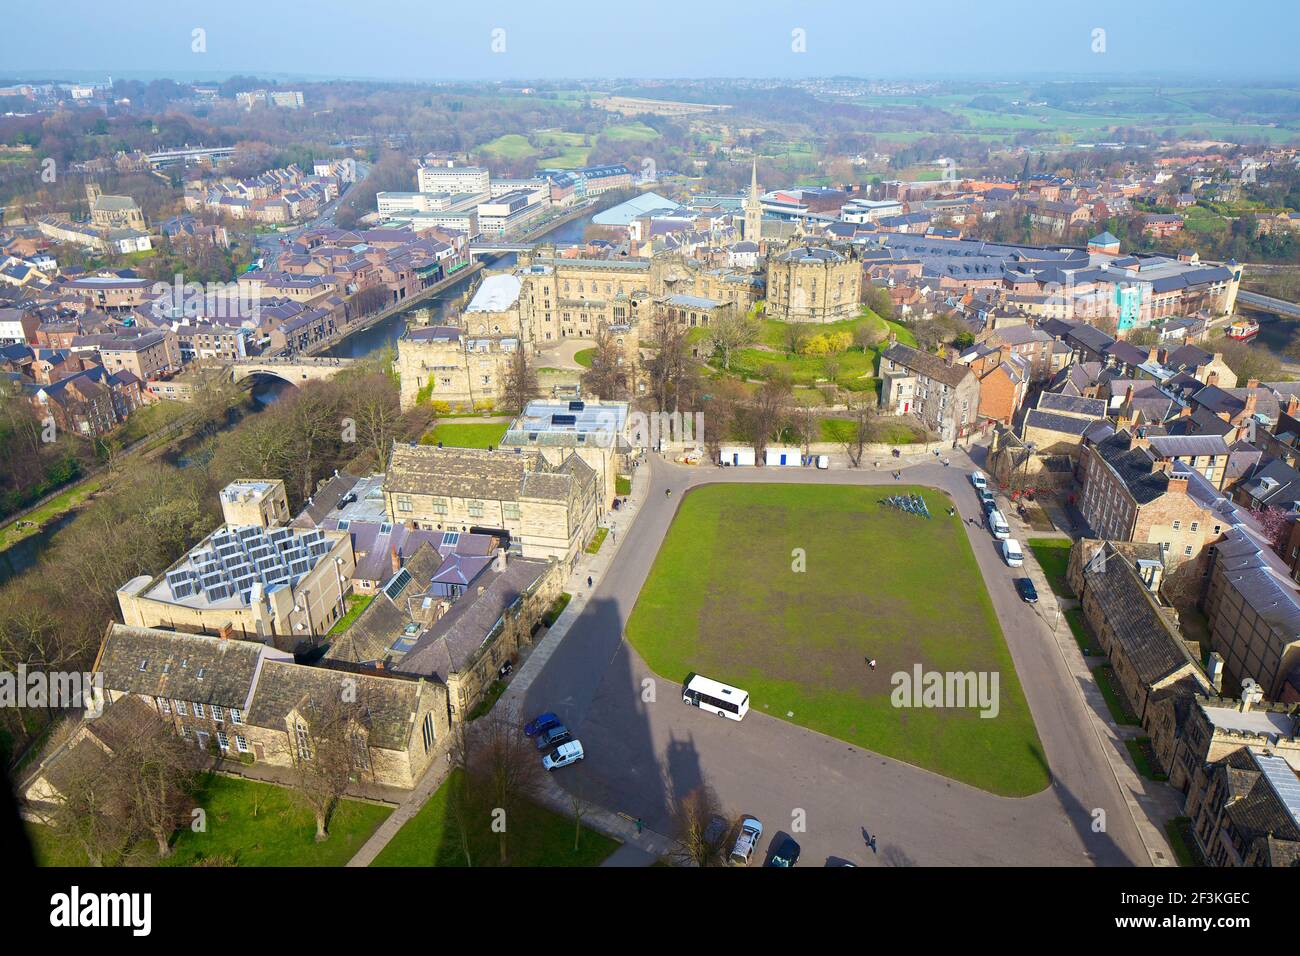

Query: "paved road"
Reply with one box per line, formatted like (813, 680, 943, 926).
(522, 452, 1152, 867)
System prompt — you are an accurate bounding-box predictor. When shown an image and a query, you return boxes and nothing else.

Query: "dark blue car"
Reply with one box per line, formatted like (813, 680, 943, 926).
(524, 712, 561, 737)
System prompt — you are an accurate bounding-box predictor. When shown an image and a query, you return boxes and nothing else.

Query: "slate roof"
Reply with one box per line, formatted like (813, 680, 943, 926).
(1091, 432, 1168, 505)
(245, 659, 424, 751)
(1079, 542, 1204, 688)
(1036, 392, 1106, 418)
(880, 342, 973, 389)
(1025, 410, 1094, 436)
(1147, 434, 1231, 459)
(96, 624, 278, 709)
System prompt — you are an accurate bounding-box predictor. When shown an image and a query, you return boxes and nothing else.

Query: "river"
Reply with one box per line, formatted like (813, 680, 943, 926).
(323, 212, 596, 360)
(0, 211, 600, 581)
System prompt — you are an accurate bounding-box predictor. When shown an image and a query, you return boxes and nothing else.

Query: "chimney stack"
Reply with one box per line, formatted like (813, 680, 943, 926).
(1243, 389, 1258, 421)
(495, 547, 507, 572)
(1208, 652, 1225, 693)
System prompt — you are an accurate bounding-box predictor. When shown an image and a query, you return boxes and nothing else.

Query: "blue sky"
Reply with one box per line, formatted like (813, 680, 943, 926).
(3, 0, 1297, 82)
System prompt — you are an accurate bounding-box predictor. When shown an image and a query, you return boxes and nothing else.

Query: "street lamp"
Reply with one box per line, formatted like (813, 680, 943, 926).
(334, 556, 347, 620)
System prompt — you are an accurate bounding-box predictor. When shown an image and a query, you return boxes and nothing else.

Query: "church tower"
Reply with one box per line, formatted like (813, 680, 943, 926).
(743, 159, 762, 243)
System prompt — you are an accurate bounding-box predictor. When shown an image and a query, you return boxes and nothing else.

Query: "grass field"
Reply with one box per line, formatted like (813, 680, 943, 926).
(625, 483, 1048, 796)
(574, 348, 596, 368)
(371, 769, 617, 867)
(421, 422, 509, 449)
(29, 773, 391, 867)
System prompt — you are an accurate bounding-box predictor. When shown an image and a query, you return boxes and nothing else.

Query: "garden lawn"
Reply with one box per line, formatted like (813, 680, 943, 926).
(371, 770, 618, 866)
(625, 483, 1048, 796)
(422, 422, 509, 449)
(30, 774, 391, 867)
(1028, 538, 1074, 598)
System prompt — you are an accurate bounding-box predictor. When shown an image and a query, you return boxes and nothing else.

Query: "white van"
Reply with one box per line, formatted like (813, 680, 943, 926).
(970, 471, 988, 491)
(988, 508, 1010, 540)
(1001, 538, 1024, 567)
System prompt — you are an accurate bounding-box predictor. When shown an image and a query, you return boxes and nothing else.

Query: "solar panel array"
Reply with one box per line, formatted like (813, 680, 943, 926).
(166, 525, 332, 606)
(1255, 750, 1300, 829)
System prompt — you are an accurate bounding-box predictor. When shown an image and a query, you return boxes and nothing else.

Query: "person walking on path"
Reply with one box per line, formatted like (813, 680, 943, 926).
(635, 818, 644, 835)
(587, 575, 593, 589)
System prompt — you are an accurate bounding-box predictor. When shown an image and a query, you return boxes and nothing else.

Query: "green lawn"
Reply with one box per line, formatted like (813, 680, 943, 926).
(30, 773, 391, 867)
(542, 592, 571, 627)
(615, 476, 632, 496)
(421, 422, 509, 449)
(1125, 738, 1169, 782)
(1164, 817, 1205, 867)
(1064, 607, 1098, 656)
(586, 526, 609, 554)
(0, 475, 104, 551)
(370, 770, 618, 867)
(1093, 664, 1141, 726)
(1027, 538, 1074, 598)
(625, 483, 1048, 796)
(574, 348, 595, 368)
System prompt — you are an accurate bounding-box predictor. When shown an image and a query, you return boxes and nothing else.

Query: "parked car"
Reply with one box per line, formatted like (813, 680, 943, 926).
(767, 836, 801, 867)
(729, 817, 763, 866)
(542, 741, 584, 771)
(535, 724, 573, 750)
(978, 488, 996, 509)
(970, 471, 988, 491)
(1015, 577, 1039, 603)
(1001, 538, 1025, 568)
(524, 712, 560, 737)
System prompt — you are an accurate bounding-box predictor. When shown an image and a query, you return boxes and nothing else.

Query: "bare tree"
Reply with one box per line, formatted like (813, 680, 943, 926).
(461, 703, 544, 865)
(581, 328, 630, 401)
(748, 371, 793, 461)
(841, 396, 878, 468)
(117, 713, 204, 858)
(784, 322, 809, 356)
(670, 785, 732, 867)
(290, 687, 375, 842)
(346, 372, 403, 471)
(641, 317, 696, 414)
(706, 306, 761, 371)
(502, 346, 539, 413)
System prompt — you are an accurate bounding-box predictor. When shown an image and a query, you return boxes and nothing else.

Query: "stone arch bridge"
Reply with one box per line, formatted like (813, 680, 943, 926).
(229, 356, 358, 387)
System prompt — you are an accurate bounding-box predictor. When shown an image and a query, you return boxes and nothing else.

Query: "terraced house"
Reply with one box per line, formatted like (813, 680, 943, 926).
(878, 341, 980, 442)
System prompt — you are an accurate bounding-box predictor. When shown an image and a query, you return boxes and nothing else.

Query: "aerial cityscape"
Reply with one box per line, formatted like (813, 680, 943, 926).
(0, 0, 1295, 933)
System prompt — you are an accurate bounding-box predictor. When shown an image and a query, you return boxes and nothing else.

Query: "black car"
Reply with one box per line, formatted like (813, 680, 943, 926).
(1015, 578, 1039, 603)
(767, 836, 801, 867)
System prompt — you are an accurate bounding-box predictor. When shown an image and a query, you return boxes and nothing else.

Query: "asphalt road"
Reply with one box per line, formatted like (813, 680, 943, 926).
(522, 452, 1150, 867)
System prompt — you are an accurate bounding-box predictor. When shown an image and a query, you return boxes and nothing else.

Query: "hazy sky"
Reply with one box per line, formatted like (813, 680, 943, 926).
(3, 0, 1297, 82)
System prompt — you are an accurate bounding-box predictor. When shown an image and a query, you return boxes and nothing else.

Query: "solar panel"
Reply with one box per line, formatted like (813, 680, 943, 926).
(383, 568, 412, 601)
(1255, 751, 1300, 827)
(441, 531, 460, 548)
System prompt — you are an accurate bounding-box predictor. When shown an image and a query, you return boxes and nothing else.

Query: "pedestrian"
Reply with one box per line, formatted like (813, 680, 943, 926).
(587, 575, 593, 589)
(635, 818, 644, 834)
(869, 658, 877, 671)
(869, 836, 877, 854)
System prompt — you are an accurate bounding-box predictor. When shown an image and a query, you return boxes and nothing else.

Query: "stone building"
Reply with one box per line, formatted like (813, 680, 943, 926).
(764, 242, 861, 324)
(383, 443, 599, 567)
(395, 325, 515, 412)
(1067, 539, 1213, 771)
(83, 623, 447, 789)
(1183, 744, 1300, 867)
(325, 540, 562, 724)
(117, 516, 355, 652)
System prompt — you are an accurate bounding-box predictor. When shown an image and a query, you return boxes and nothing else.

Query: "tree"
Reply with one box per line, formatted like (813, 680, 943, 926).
(1217, 337, 1281, 384)
(863, 285, 894, 322)
(853, 320, 886, 353)
(581, 328, 630, 401)
(747, 370, 793, 460)
(459, 703, 543, 865)
(502, 345, 539, 413)
(705, 307, 761, 371)
(346, 371, 403, 471)
(840, 396, 878, 468)
(117, 713, 204, 858)
(291, 686, 376, 842)
(641, 316, 696, 414)
(783, 322, 809, 356)
(1250, 506, 1292, 554)
(670, 785, 732, 867)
